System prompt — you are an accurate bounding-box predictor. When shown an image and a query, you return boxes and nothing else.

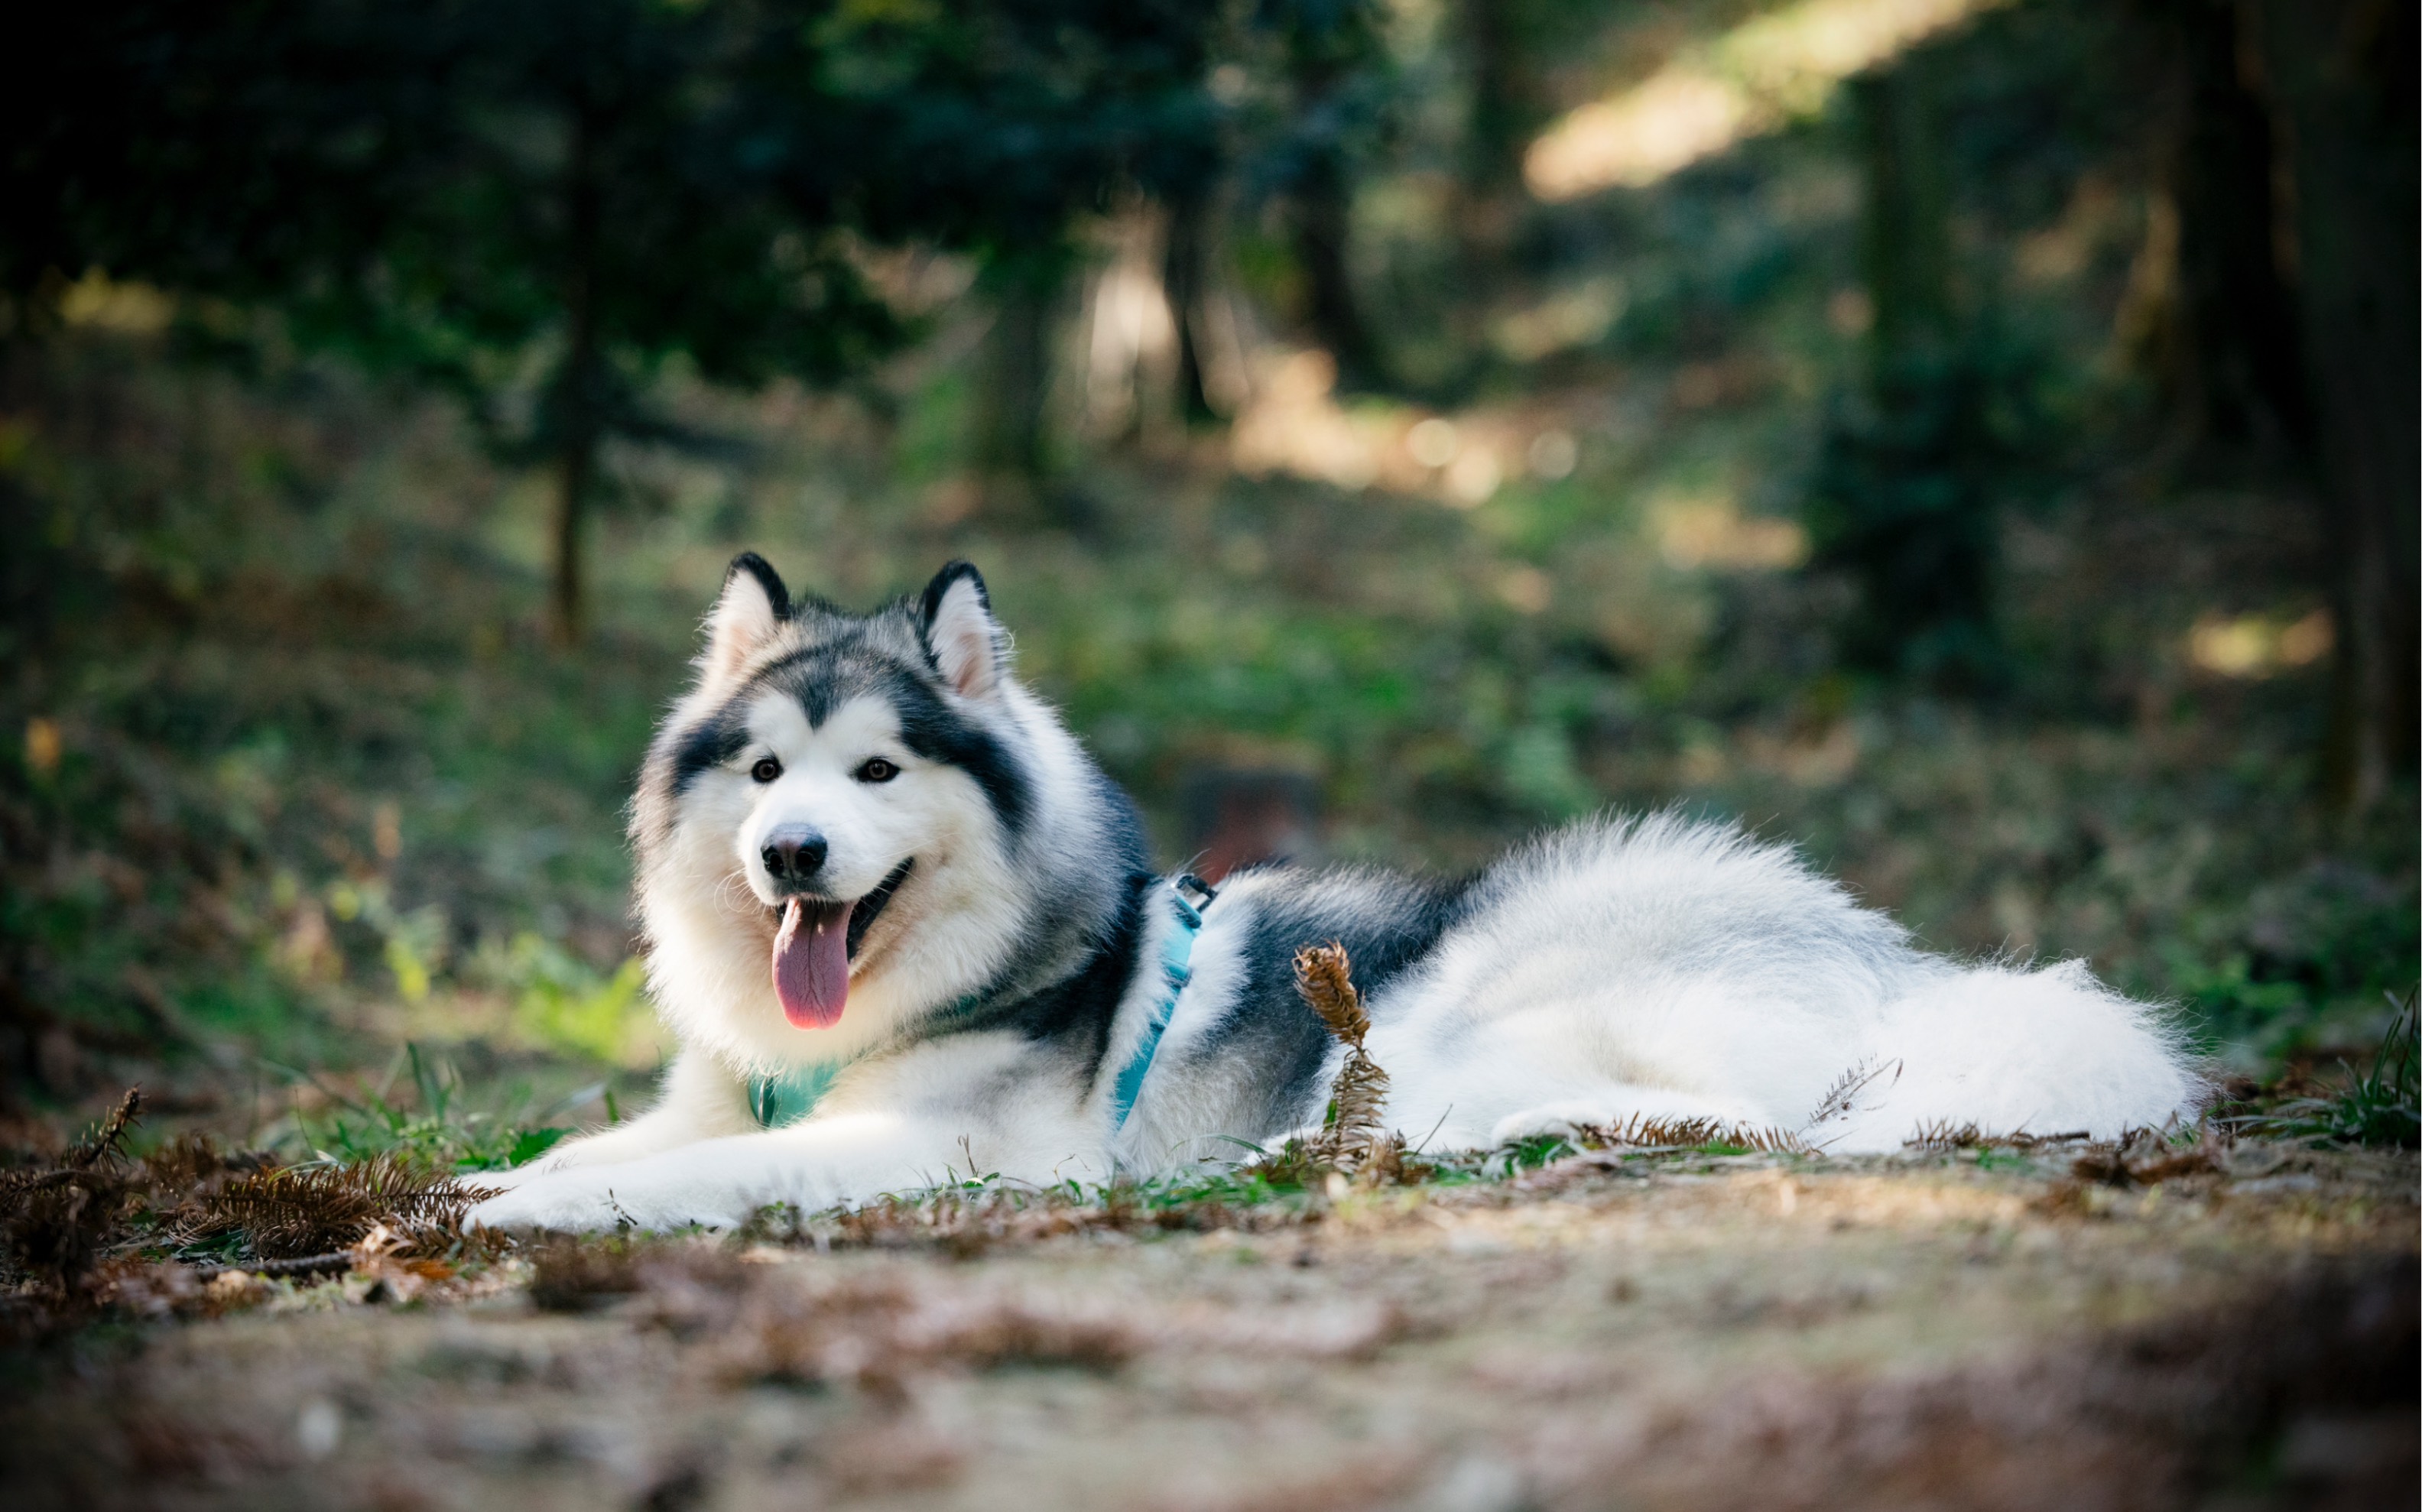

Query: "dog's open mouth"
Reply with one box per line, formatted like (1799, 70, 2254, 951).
(769, 858, 913, 1030)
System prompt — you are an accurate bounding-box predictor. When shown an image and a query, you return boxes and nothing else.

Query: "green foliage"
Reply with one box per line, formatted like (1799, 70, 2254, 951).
(18, 2, 893, 379)
(287, 1046, 574, 1173)
(830, 0, 1225, 248)
(1472, 1133, 1588, 1178)
(1805, 345, 2013, 687)
(2239, 994, 2420, 1149)
(10, 0, 1232, 388)
(2170, 864, 2420, 1055)
(476, 934, 651, 1066)
(6, 0, 1229, 632)
(2174, 956, 2310, 1048)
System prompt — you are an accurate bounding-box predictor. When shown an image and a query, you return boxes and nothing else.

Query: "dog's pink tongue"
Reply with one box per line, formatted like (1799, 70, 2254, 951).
(772, 897, 852, 1029)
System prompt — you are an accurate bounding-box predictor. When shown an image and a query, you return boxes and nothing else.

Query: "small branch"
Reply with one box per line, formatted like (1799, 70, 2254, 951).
(192, 1251, 356, 1281)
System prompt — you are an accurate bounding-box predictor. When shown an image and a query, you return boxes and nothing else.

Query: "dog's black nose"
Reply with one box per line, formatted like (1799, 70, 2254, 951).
(760, 827, 828, 886)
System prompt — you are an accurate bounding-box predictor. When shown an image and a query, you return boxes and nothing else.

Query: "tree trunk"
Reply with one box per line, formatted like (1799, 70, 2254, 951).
(549, 407, 596, 649)
(549, 112, 603, 650)
(1459, 0, 1530, 196)
(1289, 146, 1381, 392)
(1854, 70, 1953, 367)
(1282, 17, 1382, 395)
(1445, 0, 1535, 375)
(2254, 0, 2420, 806)
(1164, 192, 1217, 427)
(2142, 0, 2311, 448)
(1808, 67, 2002, 689)
(973, 250, 1065, 508)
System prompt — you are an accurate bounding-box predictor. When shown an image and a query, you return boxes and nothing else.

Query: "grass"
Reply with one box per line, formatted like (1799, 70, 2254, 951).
(17, 937, 2417, 1328)
(0, 1076, 1703, 1335)
(729, 1115, 1837, 1261)
(0, 1084, 530, 1341)
(15, 948, 1865, 1328)
(2232, 991, 2420, 1149)
(271, 1044, 582, 1173)
(6, 988, 2417, 1344)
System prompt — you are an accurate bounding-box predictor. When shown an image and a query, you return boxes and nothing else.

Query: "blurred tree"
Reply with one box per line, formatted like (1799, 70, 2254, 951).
(2122, 0, 2411, 807)
(2134, 0, 2311, 451)
(971, 250, 1072, 495)
(823, 0, 1223, 501)
(2252, 0, 2419, 807)
(1257, 0, 1391, 391)
(382, 0, 901, 646)
(6, 0, 898, 645)
(6, 0, 1224, 630)
(1164, 189, 1222, 427)
(1382, 0, 1555, 394)
(1457, 0, 1543, 196)
(1806, 64, 2006, 690)
(1449, 0, 1557, 310)
(4, 2, 459, 329)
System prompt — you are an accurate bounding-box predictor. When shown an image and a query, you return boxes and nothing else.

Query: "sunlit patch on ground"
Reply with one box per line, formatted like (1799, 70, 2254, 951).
(2188, 608, 2333, 680)
(1653, 488, 1812, 572)
(1226, 349, 1596, 514)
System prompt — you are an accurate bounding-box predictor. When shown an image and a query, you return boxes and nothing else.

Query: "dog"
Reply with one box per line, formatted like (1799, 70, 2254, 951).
(466, 556, 2203, 1231)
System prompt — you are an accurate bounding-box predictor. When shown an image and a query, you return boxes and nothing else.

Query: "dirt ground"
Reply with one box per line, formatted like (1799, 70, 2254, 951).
(4, 1140, 2414, 1512)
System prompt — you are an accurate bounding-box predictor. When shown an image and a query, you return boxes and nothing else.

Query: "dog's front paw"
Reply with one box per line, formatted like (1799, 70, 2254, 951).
(466, 1166, 748, 1234)
(466, 1171, 638, 1233)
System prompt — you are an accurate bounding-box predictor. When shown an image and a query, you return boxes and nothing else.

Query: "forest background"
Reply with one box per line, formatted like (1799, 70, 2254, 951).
(2, 0, 2414, 1149)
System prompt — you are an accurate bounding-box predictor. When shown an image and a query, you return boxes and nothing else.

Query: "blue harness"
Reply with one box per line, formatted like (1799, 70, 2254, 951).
(746, 877, 1208, 1133)
(1104, 879, 1205, 1129)
(748, 1059, 844, 1131)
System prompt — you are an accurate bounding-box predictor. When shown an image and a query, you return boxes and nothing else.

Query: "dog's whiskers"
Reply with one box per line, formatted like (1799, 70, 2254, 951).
(713, 869, 769, 921)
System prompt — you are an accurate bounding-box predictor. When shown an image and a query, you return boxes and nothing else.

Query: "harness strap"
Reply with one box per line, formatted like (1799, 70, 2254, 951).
(747, 876, 1209, 1132)
(1105, 880, 1205, 1131)
(748, 1059, 844, 1130)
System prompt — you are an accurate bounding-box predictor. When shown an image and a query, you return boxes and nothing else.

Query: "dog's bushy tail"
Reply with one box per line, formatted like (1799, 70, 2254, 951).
(1816, 961, 2207, 1152)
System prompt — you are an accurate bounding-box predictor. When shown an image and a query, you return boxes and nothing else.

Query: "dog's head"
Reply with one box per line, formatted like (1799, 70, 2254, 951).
(633, 555, 1081, 1066)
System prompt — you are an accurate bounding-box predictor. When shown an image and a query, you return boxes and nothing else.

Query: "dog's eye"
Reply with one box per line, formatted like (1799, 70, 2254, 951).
(750, 757, 782, 784)
(855, 758, 899, 784)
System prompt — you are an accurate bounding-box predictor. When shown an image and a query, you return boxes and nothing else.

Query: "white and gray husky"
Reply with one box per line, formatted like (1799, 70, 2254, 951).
(469, 557, 2203, 1231)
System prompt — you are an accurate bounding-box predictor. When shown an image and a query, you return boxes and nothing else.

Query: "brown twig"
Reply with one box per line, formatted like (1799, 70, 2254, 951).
(190, 1154, 498, 1259)
(1293, 943, 1394, 1175)
(1807, 1059, 1900, 1128)
(70, 1087, 144, 1170)
(1904, 1121, 2092, 1153)
(192, 1251, 358, 1281)
(1575, 1114, 1813, 1156)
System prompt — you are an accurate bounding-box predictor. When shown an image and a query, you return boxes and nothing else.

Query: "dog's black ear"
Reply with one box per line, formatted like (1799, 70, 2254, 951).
(917, 561, 1008, 699)
(703, 553, 789, 682)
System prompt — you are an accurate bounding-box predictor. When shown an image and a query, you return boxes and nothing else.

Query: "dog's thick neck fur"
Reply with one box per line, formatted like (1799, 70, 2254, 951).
(628, 555, 1152, 1079)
